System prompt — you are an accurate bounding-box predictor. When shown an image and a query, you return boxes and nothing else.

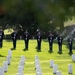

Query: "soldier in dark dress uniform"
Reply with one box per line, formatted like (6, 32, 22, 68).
(48, 32, 54, 53)
(11, 29, 17, 49)
(57, 35, 63, 54)
(24, 30, 29, 50)
(68, 38, 73, 54)
(0, 27, 4, 48)
(36, 31, 42, 51)
(35, 28, 40, 49)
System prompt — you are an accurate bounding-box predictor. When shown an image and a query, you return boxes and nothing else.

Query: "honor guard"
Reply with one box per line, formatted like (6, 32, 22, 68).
(0, 27, 4, 48)
(24, 30, 29, 50)
(11, 29, 17, 49)
(36, 31, 42, 51)
(48, 32, 54, 53)
(36, 28, 40, 49)
(57, 35, 63, 54)
(68, 38, 73, 54)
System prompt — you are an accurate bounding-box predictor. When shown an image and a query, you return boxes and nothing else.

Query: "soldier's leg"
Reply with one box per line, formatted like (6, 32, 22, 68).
(40, 41, 41, 50)
(26, 41, 28, 49)
(0, 41, 1, 47)
(38, 41, 41, 51)
(1, 40, 3, 47)
(50, 43, 52, 52)
(14, 40, 16, 49)
(60, 44, 62, 53)
(58, 44, 60, 52)
(25, 40, 27, 49)
(58, 44, 62, 53)
(70, 45, 73, 54)
(38, 42, 40, 50)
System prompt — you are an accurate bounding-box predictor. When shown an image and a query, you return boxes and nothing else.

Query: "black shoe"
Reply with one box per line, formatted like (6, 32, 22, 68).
(48, 50, 52, 53)
(58, 51, 62, 54)
(37, 49, 41, 52)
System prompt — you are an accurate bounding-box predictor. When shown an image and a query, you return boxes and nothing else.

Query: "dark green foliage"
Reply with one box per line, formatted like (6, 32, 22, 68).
(0, 0, 75, 31)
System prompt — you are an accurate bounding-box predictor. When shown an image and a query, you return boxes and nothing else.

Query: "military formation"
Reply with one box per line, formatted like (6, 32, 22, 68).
(0, 27, 74, 54)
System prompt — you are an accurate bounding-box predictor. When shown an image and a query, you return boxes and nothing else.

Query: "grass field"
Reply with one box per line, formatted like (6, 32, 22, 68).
(0, 40, 75, 75)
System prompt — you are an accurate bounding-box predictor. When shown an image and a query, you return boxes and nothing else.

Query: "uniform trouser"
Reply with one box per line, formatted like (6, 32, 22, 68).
(38, 41, 41, 50)
(58, 44, 62, 52)
(13, 40, 16, 48)
(25, 40, 29, 49)
(0, 40, 2, 47)
(49, 43, 53, 51)
(69, 45, 72, 53)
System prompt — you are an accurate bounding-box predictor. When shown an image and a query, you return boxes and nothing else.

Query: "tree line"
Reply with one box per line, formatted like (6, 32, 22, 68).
(0, 0, 75, 32)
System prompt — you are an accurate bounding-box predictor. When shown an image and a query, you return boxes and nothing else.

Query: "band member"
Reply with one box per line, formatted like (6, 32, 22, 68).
(36, 31, 42, 51)
(24, 30, 29, 50)
(68, 38, 73, 54)
(57, 35, 63, 54)
(48, 31, 54, 53)
(0, 27, 4, 48)
(11, 29, 17, 49)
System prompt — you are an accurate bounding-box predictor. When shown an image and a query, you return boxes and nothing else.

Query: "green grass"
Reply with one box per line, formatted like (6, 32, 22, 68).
(0, 40, 75, 75)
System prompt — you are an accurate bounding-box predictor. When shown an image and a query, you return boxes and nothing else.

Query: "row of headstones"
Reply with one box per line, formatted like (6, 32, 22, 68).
(16, 55, 26, 75)
(0, 50, 12, 75)
(50, 54, 75, 75)
(35, 55, 42, 75)
(0, 51, 75, 75)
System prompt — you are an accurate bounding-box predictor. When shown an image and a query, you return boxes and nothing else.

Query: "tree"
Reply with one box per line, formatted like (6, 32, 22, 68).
(0, 0, 75, 32)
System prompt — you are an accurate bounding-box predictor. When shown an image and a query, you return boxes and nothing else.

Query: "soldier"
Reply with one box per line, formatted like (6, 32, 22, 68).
(0, 27, 4, 48)
(24, 30, 29, 50)
(57, 35, 63, 54)
(48, 31, 54, 53)
(35, 28, 40, 49)
(68, 38, 73, 54)
(36, 31, 42, 51)
(11, 28, 17, 49)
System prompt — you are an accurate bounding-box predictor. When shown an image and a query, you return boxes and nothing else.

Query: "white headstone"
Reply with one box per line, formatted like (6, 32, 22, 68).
(6, 56, 11, 65)
(16, 73, 23, 75)
(53, 64, 58, 74)
(3, 61, 8, 72)
(56, 71, 62, 75)
(50, 59, 54, 68)
(18, 66, 23, 74)
(8, 50, 12, 58)
(0, 67, 2, 74)
(20, 60, 25, 66)
(21, 56, 25, 61)
(35, 55, 39, 61)
(36, 72, 42, 75)
(35, 60, 40, 65)
(68, 64, 72, 74)
(36, 65, 41, 72)
(0, 67, 4, 75)
(72, 54, 75, 61)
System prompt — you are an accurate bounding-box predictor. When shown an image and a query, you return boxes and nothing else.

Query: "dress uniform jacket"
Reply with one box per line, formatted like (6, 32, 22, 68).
(48, 33, 54, 52)
(11, 31, 17, 49)
(24, 31, 29, 50)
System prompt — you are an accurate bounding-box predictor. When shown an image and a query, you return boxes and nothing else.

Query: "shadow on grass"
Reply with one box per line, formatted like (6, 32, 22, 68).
(37, 49, 41, 52)
(5, 40, 12, 42)
(0, 54, 5, 57)
(10, 48, 16, 50)
(23, 48, 28, 51)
